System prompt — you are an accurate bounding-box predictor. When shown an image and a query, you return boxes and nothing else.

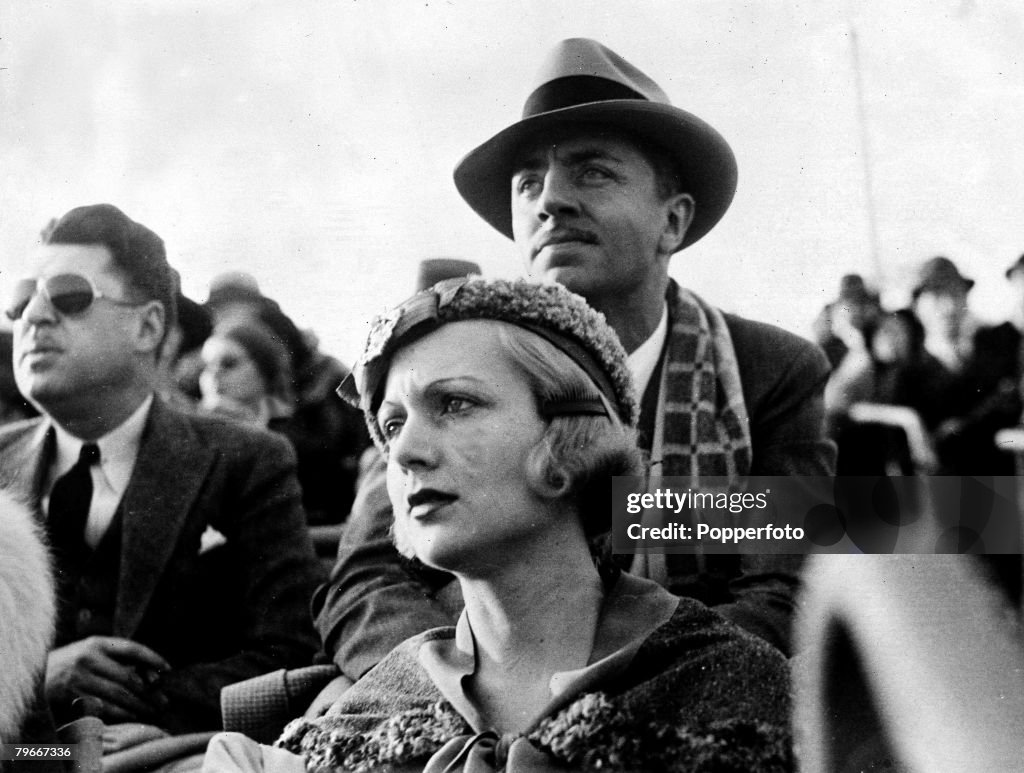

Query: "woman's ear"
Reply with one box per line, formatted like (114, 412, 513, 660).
(659, 193, 696, 255)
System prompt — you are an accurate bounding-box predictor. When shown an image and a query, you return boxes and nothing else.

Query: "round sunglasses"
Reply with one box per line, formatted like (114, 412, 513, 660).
(4, 273, 143, 321)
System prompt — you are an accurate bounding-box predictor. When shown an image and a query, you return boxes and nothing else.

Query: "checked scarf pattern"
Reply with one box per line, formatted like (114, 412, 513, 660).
(655, 281, 752, 483)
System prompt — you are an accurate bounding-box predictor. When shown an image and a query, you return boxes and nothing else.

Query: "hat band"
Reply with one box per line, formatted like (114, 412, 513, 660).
(337, 280, 621, 421)
(522, 76, 648, 119)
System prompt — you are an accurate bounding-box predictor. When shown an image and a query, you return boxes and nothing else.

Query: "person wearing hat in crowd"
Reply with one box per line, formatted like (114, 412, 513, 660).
(912, 255, 1021, 476)
(204, 278, 793, 772)
(0, 204, 322, 737)
(913, 254, 1024, 611)
(312, 38, 835, 693)
(813, 273, 882, 369)
(912, 256, 978, 373)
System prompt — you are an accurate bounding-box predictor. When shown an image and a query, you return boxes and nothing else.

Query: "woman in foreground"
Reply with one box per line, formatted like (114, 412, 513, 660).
(206, 278, 792, 772)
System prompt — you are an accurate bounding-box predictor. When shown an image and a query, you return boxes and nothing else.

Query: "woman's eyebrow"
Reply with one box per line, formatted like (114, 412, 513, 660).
(422, 375, 489, 392)
(383, 375, 489, 402)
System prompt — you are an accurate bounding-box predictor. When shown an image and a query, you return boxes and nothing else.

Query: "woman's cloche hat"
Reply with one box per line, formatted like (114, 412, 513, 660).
(453, 38, 737, 252)
(338, 277, 637, 448)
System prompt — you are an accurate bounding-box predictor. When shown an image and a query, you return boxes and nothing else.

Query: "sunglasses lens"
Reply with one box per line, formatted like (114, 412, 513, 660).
(4, 274, 99, 320)
(46, 274, 96, 316)
(4, 279, 39, 321)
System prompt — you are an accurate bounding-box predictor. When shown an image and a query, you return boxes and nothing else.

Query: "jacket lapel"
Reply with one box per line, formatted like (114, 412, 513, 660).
(115, 400, 215, 638)
(0, 420, 54, 516)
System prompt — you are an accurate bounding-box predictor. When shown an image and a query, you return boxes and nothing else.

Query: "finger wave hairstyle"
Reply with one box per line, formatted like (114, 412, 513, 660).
(496, 323, 641, 539)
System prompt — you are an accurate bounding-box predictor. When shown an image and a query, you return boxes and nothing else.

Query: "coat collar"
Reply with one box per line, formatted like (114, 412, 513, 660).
(0, 403, 218, 638)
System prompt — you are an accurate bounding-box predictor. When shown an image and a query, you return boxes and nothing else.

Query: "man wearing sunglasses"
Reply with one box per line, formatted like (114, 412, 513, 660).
(0, 203, 322, 735)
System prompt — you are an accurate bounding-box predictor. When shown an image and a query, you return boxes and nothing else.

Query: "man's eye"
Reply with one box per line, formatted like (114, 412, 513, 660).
(514, 175, 541, 196)
(579, 166, 611, 182)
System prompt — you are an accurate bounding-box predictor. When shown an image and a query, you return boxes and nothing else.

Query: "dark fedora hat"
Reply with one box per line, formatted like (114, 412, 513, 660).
(453, 38, 737, 251)
(911, 256, 974, 299)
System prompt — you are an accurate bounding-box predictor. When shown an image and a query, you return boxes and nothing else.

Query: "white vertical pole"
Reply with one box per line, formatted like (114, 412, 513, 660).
(849, 24, 885, 285)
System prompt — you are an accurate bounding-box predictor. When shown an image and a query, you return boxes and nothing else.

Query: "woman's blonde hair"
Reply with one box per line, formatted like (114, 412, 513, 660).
(496, 324, 642, 538)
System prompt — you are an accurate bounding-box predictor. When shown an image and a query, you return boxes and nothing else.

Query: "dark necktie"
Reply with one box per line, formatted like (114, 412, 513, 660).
(48, 442, 101, 557)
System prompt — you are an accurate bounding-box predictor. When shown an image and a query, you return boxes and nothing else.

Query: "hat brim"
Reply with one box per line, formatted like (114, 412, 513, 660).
(453, 100, 737, 251)
(912, 278, 975, 298)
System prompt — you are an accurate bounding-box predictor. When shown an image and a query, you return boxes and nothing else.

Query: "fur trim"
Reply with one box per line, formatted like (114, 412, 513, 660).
(279, 692, 792, 772)
(0, 489, 55, 741)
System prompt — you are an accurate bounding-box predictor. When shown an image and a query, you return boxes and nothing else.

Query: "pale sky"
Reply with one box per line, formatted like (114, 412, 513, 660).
(3, 0, 1023, 365)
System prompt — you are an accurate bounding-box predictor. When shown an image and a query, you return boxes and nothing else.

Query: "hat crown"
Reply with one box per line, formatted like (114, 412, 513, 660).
(525, 38, 670, 118)
(838, 273, 874, 302)
(914, 256, 973, 294)
(920, 256, 964, 281)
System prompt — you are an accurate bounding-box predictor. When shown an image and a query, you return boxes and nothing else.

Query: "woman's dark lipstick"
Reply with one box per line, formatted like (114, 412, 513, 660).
(406, 488, 458, 518)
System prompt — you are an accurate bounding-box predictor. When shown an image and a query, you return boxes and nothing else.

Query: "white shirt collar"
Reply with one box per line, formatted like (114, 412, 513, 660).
(626, 302, 669, 399)
(52, 393, 154, 497)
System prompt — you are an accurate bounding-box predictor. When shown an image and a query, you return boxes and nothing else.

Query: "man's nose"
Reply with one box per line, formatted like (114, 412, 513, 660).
(535, 167, 579, 220)
(19, 287, 58, 325)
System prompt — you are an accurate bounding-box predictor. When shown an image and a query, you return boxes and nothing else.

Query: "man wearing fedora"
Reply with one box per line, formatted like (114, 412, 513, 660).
(912, 255, 1021, 475)
(314, 39, 835, 682)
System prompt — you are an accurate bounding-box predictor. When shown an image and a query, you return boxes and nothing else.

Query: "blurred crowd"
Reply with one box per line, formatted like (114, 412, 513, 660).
(817, 255, 1024, 477)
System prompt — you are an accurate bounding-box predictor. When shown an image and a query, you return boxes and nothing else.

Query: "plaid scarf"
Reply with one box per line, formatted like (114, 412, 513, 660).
(654, 280, 752, 482)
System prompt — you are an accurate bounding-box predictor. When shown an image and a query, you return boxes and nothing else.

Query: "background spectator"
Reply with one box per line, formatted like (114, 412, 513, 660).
(912, 256, 1021, 474)
(203, 272, 370, 524)
(200, 321, 293, 426)
(826, 308, 952, 474)
(0, 330, 38, 425)
(813, 273, 882, 369)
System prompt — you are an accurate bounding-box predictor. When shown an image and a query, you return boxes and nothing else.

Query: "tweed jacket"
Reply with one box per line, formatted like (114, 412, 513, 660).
(0, 397, 323, 733)
(313, 287, 834, 679)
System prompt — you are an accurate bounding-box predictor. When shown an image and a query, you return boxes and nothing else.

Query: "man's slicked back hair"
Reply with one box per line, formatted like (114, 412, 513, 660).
(45, 203, 177, 341)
